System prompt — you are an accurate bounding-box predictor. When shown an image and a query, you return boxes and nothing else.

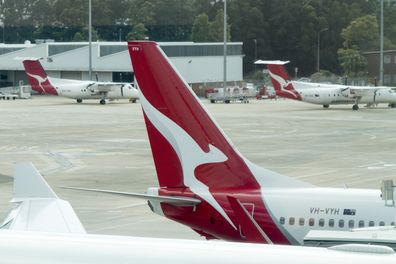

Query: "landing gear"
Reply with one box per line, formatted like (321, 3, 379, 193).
(76, 98, 83, 103)
(323, 104, 329, 108)
(100, 99, 106, 105)
(352, 104, 359, 111)
(224, 99, 230, 104)
(130, 98, 137, 103)
(389, 103, 396, 108)
(210, 99, 215, 104)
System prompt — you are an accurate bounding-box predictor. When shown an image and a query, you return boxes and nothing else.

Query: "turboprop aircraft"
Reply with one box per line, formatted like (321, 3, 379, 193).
(22, 59, 139, 105)
(255, 60, 396, 110)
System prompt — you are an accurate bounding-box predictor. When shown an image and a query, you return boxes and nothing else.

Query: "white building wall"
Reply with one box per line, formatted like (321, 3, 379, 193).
(0, 42, 243, 86)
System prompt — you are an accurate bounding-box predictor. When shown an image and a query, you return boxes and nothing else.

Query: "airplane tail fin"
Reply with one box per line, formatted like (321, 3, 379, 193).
(255, 60, 301, 100)
(22, 60, 58, 95)
(0, 162, 86, 234)
(127, 41, 261, 190)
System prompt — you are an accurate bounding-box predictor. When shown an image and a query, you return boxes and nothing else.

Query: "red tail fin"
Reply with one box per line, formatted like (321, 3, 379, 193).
(127, 41, 259, 190)
(255, 60, 301, 100)
(22, 60, 58, 95)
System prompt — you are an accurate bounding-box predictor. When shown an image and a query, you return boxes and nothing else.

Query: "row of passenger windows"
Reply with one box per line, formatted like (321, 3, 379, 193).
(280, 217, 394, 228)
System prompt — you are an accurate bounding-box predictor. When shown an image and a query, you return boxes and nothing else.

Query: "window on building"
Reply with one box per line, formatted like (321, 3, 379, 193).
(299, 218, 305, 226)
(384, 74, 392, 85)
(385, 55, 391, 64)
(329, 219, 335, 227)
(289, 217, 295, 225)
(309, 218, 315, 226)
(339, 219, 344, 228)
(280, 217, 285, 225)
(348, 220, 354, 228)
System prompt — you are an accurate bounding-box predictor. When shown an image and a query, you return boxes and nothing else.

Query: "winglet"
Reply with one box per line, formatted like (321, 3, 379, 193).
(255, 60, 290, 65)
(227, 196, 273, 244)
(1, 162, 86, 234)
(13, 162, 57, 201)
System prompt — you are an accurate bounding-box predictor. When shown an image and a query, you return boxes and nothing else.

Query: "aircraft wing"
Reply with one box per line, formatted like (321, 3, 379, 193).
(86, 82, 129, 93)
(347, 87, 378, 96)
(0, 162, 86, 234)
(62, 186, 201, 206)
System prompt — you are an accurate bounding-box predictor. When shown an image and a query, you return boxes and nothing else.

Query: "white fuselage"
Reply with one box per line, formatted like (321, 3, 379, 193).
(48, 77, 139, 100)
(264, 187, 394, 244)
(292, 81, 396, 106)
(0, 230, 395, 264)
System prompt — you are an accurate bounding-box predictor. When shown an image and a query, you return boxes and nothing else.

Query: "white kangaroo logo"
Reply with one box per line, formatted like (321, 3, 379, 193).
(139, 89, 236, 230)
(268, 70, 299, 99)
(26, 72, 48, 93)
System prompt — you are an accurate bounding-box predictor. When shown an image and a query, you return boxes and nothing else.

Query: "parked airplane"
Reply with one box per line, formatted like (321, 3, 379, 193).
(65, 41, 395, 245)
(255, 60, 396, 110)
(22, 59, 139, 104)
(2, 163, 396, 264)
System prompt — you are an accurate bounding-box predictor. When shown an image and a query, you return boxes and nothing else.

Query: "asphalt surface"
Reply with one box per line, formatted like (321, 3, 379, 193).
(0, 96, 395, 239)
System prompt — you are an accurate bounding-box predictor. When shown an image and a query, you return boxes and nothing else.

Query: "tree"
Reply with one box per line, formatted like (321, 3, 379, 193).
(72, 32, 85, 41)
(191, 13, 210, 42)
(209, 9, 230, 42)
(341, 15, 378, 51)
(126, 23, 148, 40)
(72, 27, 101, 41)
(337, 48, 367, 77)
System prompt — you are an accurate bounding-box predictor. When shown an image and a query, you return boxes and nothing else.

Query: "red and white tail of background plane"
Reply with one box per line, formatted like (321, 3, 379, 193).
(255, 60, 301, 100)
(23, 60, 58, 95)
(126, 41, 395, 245)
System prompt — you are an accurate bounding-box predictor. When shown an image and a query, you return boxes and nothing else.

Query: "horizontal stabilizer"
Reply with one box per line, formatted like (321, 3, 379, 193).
(227, 196, 273, 244)
(0, 162, 86, 234)
(62, 186, 201, 206)
(255, 60, 290, 65)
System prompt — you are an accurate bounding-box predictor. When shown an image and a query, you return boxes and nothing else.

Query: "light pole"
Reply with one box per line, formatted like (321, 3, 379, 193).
(223, 0, 227, 99)
(0, 21, 4, 43)
(379, 0, 384, 86)
(253, 39, 257, 72)
(88, 0, 92, 80)
(316, 28, 328, 72)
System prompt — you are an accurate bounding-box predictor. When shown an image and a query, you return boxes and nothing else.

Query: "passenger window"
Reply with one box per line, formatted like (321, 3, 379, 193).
(299, 218, 305, 226)
(391, 222, 395, 226)
(289, 217, 295, 225)
(339, 219, 344, 228)
(329, 219, 335, 227)
(348, 220, 354, 228)
(309, 218, 315, 226)
(358, 220, 364, 228)
(280, 217, 285, 225)
(379, 221, 385, 226)
(369, 221, 375, 227)
(319, 219, 325, 227)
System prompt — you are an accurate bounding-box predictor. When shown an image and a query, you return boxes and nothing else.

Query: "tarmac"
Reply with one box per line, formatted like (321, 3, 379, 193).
(0, 96, 396, 239)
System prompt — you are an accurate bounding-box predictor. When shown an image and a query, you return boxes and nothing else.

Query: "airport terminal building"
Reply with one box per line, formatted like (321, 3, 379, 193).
(0, 41, 243, 95)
